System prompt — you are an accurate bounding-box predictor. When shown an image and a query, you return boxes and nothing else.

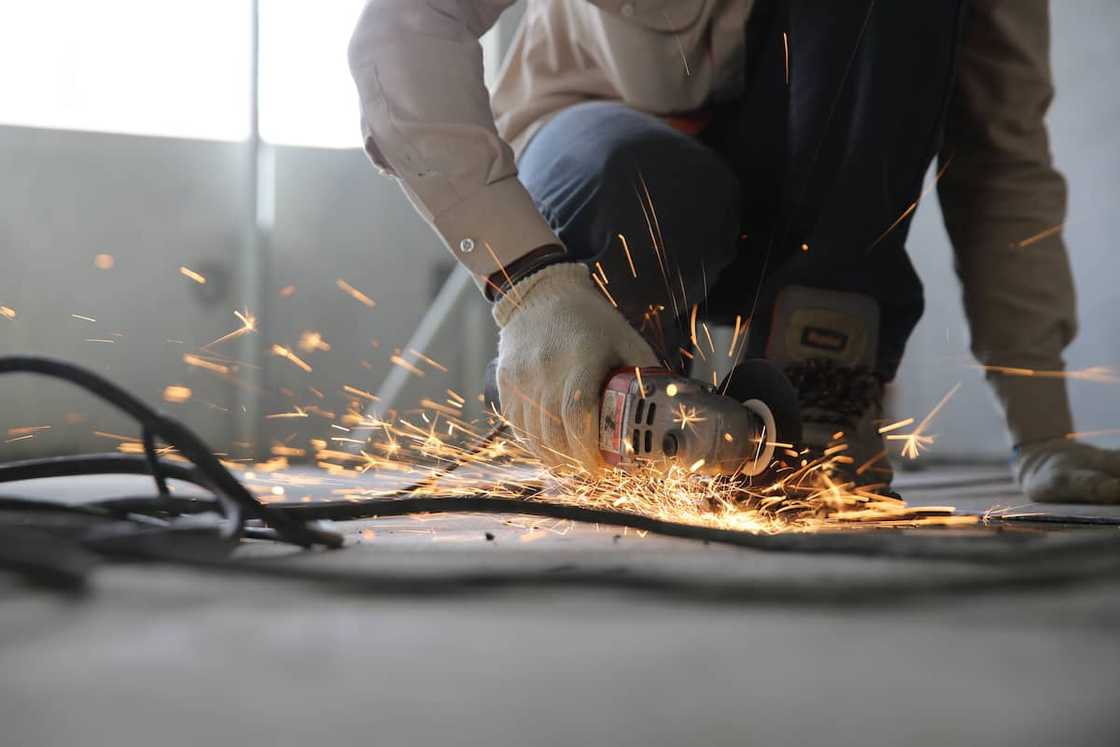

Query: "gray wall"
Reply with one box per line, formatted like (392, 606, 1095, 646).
(0, 128, 470, 459)
(892, 1, 1120, 460)
(0, 127, 252, 457)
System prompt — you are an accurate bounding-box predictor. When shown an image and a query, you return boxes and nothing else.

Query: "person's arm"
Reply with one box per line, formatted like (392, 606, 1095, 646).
(347, 0, 566, 297)
(938, 0, 1120, 502)
(347, 0, 656, 472)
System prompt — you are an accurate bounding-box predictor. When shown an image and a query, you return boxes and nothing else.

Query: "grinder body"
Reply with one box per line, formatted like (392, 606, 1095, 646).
(599, 365, 794, 477)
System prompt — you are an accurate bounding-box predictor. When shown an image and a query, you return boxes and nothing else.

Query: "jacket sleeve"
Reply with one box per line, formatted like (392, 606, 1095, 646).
(937, 0, 1077, 447)
(348, 0, 564, 292)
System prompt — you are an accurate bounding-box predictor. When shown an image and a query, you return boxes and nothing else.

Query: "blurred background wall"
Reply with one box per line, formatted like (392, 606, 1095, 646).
(0, 0, 1115, 464)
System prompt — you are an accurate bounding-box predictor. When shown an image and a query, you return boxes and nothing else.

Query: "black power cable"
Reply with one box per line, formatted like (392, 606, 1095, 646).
(0, 356, 341, 549)
(3, 355, 1120, 601)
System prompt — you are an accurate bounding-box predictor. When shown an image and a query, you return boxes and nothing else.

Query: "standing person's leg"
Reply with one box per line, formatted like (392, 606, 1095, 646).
(517, 102, 743, 372)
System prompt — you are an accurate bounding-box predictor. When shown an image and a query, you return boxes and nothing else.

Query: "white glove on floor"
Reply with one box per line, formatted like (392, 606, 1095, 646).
(493, 262, 657, 472)
(1016, 437, 1120, 504)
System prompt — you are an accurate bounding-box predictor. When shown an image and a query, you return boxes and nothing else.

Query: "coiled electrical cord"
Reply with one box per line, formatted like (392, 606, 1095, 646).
(0, 356, 342, 549)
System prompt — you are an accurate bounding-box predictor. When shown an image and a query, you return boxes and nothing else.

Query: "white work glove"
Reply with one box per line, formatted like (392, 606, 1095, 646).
(492, 262, 657, 472)
(1016, 437, 1120, 504)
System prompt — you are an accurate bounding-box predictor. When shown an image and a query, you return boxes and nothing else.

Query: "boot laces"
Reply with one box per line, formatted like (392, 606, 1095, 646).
(784, 359, 884, 429)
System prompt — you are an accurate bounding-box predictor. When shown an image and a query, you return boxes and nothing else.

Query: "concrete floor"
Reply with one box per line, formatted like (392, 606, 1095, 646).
(2, 465, 1119, 746)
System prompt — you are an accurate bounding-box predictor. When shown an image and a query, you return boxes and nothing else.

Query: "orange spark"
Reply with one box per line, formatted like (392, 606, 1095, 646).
(409, 350, 449, 373)
(877, 417, 915, 434)
(265, 407, 309, 419)
(887, 383, 961, 459)
(271, 345, 312, 373)
(979, 364, 1117, 385)
(1013, 223, 1063, 249)
(390, 355, 425, 377)
(183, 353, 231, 375)
(204, 309, 257, 348)
(94, 254, 115, 270)
(298, 330, 331, 353)
(343, 385, 379, 402)
(592, 272, 618, 307)
(271, 445, 306, 457)
(7, 425, 51, 437)
(673, 403, 706, 432)
(782, 32, 790, 84)
(337, 278, 376, 307)
(869, 157, 953, 252)
(179, 266, 207, 284)
(618, 234, 638, 278)
(162, 385, 192, 403)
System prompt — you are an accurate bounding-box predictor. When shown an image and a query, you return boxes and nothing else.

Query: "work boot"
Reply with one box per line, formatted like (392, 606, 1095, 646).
(766, 286, 893, 491)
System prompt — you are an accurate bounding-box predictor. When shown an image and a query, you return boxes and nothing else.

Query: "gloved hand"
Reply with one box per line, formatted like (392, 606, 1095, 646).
(492, 262, 657, 472)
(1016, 437, 1120, 504)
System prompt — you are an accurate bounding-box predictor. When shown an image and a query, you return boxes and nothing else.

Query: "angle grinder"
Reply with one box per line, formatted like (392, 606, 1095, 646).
(599, 360, 801, 477)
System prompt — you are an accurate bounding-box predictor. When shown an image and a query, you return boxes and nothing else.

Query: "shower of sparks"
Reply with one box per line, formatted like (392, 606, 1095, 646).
(204, 309, 257, 348)
(162, 385, 192, 403)
(337, 278, 376, 308)
(303, 398, 974, 534)
(0, 306, 15, 320)
(298, 330, 331, 353)
(271, 344, 312, 373)
(179, 266, 207, 284)
(16, 183, 996, 542)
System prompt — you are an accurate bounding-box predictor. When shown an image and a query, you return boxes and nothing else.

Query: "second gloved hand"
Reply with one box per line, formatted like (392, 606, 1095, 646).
(493, 262, 657, 472)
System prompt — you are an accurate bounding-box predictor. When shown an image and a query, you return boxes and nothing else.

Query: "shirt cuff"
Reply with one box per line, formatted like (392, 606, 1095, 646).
(431, 177, 565, 292)
(987, 372, 1074, 447)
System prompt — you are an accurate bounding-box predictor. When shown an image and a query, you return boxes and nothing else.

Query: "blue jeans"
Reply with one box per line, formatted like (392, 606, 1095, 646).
(517, 0, 967, 379)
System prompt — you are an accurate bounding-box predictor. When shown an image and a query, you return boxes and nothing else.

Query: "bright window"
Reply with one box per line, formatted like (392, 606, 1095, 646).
(0, 0, 252, 141)
(258, 0, 505, 149)
(258, 0, 368, 149)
